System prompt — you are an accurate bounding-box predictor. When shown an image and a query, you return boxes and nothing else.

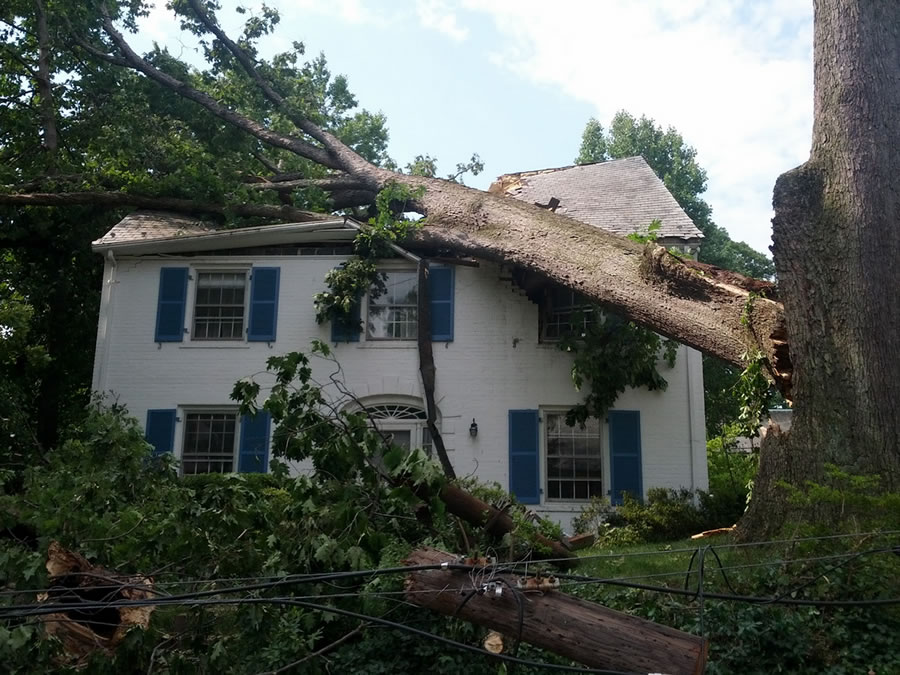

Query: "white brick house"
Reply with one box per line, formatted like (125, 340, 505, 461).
(90, 157, 708, 529)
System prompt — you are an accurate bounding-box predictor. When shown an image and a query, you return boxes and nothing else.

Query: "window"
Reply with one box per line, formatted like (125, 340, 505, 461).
(542, 287, 595, 341)
(545, 413, 603, 500)
(182, 411, 238, 474)
(367, 270, 418, 340)
(193, 271, 247, 340)
(361, 402, 434, 455)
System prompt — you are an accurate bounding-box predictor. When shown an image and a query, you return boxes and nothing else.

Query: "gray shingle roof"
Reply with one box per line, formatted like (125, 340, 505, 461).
(93, 210, 217, 246)
(490, 156, 703, 241)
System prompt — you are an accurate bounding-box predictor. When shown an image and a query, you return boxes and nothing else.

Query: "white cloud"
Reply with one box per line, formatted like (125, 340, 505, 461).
(415, 0, 469, 41)
(281, 0, 393, 27)
(458, 0, 814, 252)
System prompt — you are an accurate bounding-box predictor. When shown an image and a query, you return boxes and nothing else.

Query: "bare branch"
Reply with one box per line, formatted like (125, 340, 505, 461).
(98, 8, 342, 170)
(251, 151, 280, 174)
(69, 32, 130, 68)
(328, 189, 378, 210)
(0, 191, 329, 222)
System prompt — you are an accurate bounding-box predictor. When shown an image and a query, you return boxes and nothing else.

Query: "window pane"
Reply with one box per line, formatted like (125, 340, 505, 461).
(545, 412, 602, 501)
(193, 272, 246, 341)
(367, 271, 418, 340)
(182, 412, 236, 474)
(388, 430, 412, 450)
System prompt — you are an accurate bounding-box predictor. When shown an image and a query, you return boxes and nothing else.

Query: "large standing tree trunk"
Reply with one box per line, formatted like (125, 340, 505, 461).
(741, 0, 900, 537)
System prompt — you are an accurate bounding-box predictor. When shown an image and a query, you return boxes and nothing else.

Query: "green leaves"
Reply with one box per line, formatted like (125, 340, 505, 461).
(313, 183, 424, 331)
(560, 311, 677, 427)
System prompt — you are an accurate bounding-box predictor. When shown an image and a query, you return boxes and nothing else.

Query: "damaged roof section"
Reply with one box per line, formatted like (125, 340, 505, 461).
(490, 156, 704, 243)
(92, 210, 218, 246)
(92, 210, 353, 254)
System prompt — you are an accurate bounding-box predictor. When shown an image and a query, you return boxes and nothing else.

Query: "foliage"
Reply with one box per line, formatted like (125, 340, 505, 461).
(1, 0, 398, 455)
(705, 424, 758, 523)
(404, 152, 483, 183)
(625, 218, 662, 244)
(313, 183, 424, 332)
(784, 465, 900, 532)
(572, 528, 900, 675)
(573, 481, 754, 546)
(559, 311, 678, 427)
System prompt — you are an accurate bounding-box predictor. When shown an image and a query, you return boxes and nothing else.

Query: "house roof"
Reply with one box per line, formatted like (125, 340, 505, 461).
(490, 156, 703, 242)
(92, 210, 354, 254)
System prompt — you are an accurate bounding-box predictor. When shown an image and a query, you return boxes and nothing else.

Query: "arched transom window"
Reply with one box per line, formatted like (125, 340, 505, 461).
(355, 400, 436, 455)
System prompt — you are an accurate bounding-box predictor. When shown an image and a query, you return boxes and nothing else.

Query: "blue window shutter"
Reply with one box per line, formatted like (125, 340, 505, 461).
(608, 410, 643, 505)
(238, 411, 271, 473)
(145, 409, 177, 456)
(330, 300, 361, 343)
(509, 410, 540, 504)
(429, 266, 454, 341)
(248, 267, 280, 341)
(155, 267, 188, 342)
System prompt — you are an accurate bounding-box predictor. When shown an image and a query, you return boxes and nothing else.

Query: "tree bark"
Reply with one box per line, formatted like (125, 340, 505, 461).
(0, 192, 326, 222)
(740, 0, 900, 538)
(416, 261, 456, 479)
(33, 0, 58, 158)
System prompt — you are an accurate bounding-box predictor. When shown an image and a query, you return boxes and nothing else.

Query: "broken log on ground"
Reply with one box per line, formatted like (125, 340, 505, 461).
(405, 547, 707, 675)
(37, 541, 154, 667)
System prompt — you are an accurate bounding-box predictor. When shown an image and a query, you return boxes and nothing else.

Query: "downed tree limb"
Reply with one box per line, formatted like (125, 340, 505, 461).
(416, 260, 456, 480)
(37, 541, 154, 668)
(405, 547, 707, 675)
(0, 192, 328, 223)
(434, 485, 576, 568)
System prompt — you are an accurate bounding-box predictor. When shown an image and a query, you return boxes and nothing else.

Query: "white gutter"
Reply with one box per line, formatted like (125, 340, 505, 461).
(91, 218, 354, 255)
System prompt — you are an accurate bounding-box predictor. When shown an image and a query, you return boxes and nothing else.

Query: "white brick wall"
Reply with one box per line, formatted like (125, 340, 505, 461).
(92, 253, 707, 531)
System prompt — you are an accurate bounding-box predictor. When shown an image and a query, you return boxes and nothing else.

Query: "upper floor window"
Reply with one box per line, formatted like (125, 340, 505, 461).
(367, 270, 418, 340)
(543, 287, 595, 341)
(330, 266, 454, 344)
(154, 266, 280, 343)
(193, 271, 247, 340)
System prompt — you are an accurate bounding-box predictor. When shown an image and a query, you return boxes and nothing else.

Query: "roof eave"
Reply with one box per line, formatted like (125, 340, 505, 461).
(91, 218, 355, 255)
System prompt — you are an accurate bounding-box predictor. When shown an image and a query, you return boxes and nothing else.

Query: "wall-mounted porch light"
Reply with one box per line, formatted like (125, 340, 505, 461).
(469, 419, 478, 438)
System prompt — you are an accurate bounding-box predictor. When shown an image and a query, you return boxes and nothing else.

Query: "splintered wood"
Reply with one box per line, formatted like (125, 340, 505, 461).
(405, 547, 707, 675)
(37, 541, 154, 668)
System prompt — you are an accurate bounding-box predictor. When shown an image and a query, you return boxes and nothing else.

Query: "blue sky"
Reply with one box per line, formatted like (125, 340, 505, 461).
(138, 1, 815, 255)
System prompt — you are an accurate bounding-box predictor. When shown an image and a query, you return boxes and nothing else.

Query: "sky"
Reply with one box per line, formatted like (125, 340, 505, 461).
(137, 0, 815, 255)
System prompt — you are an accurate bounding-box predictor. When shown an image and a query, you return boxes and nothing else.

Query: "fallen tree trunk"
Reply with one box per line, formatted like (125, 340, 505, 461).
(405, 547, 707, 674)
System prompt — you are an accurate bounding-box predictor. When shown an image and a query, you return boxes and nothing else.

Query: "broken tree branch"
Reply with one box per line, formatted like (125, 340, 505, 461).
(416, 260, 455, 479)
(183, 0, 371, 177)
(97, 6, 341, 170)
(0, 191, 328, 222)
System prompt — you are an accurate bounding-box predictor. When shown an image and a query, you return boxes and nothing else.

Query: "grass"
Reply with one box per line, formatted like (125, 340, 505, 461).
(572, 528, 900, 599)
(575, 534, 738, 589)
